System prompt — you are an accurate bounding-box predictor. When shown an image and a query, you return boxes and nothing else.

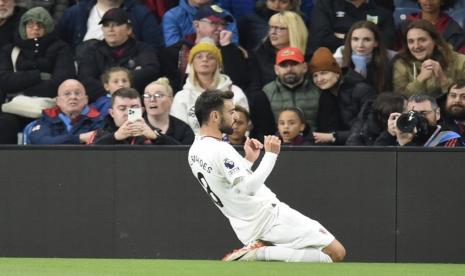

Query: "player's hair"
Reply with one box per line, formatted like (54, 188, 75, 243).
(101, 66, 133, 86)
(111, 87, 141, 106)
(195, 90, 234, 126)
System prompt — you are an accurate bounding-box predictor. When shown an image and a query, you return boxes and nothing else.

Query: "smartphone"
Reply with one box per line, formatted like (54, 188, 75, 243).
(127, 107, 142, 122)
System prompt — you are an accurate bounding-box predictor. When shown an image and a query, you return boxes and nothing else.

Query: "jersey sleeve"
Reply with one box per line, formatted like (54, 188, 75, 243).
(215, 143, 250, 187)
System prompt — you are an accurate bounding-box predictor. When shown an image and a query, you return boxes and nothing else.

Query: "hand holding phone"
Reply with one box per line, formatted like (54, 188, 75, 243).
(127, 107, 142, 122)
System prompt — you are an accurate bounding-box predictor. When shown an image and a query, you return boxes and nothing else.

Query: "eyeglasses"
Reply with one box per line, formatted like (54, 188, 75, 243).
(268, 25, 288, 33)
(143, 93, 171, 100)
(199, 19, 227, 27)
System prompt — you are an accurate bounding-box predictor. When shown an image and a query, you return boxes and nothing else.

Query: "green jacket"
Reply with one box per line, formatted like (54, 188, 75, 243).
(263, 77, 321, 130)
(392, 51, 465, 98)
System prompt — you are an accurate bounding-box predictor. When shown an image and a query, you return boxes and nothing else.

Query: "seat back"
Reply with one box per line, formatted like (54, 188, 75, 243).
(22, 120, 38, 145)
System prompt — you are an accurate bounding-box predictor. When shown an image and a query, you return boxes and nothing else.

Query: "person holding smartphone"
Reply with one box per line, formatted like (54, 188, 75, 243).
(88, 87, 180, 145)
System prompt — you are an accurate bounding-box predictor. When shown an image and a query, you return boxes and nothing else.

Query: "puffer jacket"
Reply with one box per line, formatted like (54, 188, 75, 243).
(170, 74, 249, 134)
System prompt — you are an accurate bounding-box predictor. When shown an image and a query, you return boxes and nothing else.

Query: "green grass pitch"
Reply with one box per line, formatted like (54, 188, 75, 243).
(1, 258, 464, 276)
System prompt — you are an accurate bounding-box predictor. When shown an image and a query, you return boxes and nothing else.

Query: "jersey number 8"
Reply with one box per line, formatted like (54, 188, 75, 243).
(196, 172, 224, 208)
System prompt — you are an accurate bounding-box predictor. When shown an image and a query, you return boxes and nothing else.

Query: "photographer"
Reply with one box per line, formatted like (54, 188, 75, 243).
(384, 94, 462, 147)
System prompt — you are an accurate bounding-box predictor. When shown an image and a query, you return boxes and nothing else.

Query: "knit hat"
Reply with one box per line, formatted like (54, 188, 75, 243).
(308, 47, 341, 75)
(275, 47, 304, 65)
(188, 39, 223, 68)
(19, 7, 54, 40)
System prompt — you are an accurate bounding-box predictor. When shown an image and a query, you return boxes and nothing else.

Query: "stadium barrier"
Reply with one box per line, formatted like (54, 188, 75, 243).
(0, 146, 463, 263)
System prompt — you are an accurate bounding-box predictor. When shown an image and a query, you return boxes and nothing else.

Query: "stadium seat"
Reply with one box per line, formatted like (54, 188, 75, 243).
(394, 0, 419, 9)
(449, 9, 465, 29)
(394, 7, 421, 27)
(22, 120, 38, 145)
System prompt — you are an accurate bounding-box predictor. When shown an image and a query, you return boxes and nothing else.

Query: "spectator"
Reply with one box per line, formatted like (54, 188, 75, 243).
(162, 0, 239, 47)
(397, 0, 465, 54)
(29, 79, 103, 144)
(143, 77, 194, 144)
(57, 0, 163, 50)
(171, 40, 249, 134)
(91, 66, 132, 117)
(0, 7, 75, 144)
(217, 0, 255, 20)
(385, 94, 462, 146)
(90, 87, 179, 144)
(0, 0, 26, 49)
(346, 92, 406, 146)
(160, 3, 251, 94)
(77, 8, 160, 102)
(335, 20, 395, 93)
(238, 0, 304, 51)
(309, 0, 395, 53)
(141, 0, 178, 22)
(440, 79, 465, 138)
(392, 20, 465, 98)
(253, 10, 308, 89)
(277, 107, 314, 145)
(16, 0, 69, 23)
(225, 104, 251, 145)
(309, 47, 376, 145)
(251, 46, 319, 139)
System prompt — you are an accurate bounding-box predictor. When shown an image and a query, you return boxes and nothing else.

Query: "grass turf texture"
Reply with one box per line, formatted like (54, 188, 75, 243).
(1, 258, 464, 276)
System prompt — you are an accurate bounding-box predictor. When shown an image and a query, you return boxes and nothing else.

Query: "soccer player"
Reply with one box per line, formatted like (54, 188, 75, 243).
(188, 89, 346, 262)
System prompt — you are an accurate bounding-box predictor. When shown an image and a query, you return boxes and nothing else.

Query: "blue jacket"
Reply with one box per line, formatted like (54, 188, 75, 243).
(90, 93, 111, 117)
(29, 106, 103, 144)
(162, 0, 239, 47)
(57, 0, 164, 50)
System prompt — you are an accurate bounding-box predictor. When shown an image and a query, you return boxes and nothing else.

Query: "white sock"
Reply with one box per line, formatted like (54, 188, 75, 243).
(256, 246, 333, 263)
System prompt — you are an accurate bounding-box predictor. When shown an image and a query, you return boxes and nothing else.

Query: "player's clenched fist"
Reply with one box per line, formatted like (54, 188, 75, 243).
(264, 135, 281, 154)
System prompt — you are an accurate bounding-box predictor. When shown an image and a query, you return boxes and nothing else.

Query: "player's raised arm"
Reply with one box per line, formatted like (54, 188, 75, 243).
(244, 137, 263, 163)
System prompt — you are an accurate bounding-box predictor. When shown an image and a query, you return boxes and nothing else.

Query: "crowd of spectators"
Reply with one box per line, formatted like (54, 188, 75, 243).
(1, 0, 465, 147)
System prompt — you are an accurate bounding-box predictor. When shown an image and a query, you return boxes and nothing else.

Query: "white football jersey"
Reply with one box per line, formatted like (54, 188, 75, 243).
(188, 136, 280, 244)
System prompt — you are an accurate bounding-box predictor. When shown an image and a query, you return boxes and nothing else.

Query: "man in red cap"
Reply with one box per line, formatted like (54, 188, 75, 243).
(250, 46, 321, 140)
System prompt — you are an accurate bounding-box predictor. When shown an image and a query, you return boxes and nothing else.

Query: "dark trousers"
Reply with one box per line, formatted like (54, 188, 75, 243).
(0, 113, 33, 144)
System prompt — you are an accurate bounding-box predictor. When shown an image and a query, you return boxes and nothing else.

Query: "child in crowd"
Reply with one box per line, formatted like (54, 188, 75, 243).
(91, 67, 133, 117)
(277, 107, 314, 146)
(226, 105, 251, 145)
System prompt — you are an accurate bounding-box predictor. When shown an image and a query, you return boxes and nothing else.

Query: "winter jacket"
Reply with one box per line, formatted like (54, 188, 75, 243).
(170, 74, 249, 134)
(317, 69, 376, 144)
(392, 51, 465, 98)
(90, 93, 111, 117)
(398, 12, 465, 54)
(0, 7, 26, 49)
(57, 0, 164, 50)
(145, 114, 195, 145)
(78, 37, 160, 102)
(0, 32, 75, 98)
(162, 0, 239, 47)
(346, 100, 386, 146)
(309, 0, 395, 52)
(252, 39, 277, 89)
(262, 77, 321, 131)
(29, 106, 103, 144)
(91, 115, 180, 145)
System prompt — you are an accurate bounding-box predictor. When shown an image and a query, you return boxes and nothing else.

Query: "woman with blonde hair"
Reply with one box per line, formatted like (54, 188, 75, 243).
(171, 39, 249, 134)
(143, 77, 194, 145)
(253, 10, 308, 88)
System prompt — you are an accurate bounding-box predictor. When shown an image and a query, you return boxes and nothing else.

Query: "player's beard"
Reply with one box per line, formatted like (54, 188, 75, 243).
(219, 114, 234, 135)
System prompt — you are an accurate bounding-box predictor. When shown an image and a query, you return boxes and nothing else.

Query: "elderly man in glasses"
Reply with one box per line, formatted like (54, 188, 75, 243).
(29, 79, 103, 144)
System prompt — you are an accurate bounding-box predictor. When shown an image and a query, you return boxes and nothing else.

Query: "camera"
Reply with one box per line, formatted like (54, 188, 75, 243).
(396, 110, 429, 136)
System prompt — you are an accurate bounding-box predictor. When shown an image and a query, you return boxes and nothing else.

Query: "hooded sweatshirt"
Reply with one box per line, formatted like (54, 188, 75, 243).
(18, 7, 55, 40)
(170, 73, 249, 134)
